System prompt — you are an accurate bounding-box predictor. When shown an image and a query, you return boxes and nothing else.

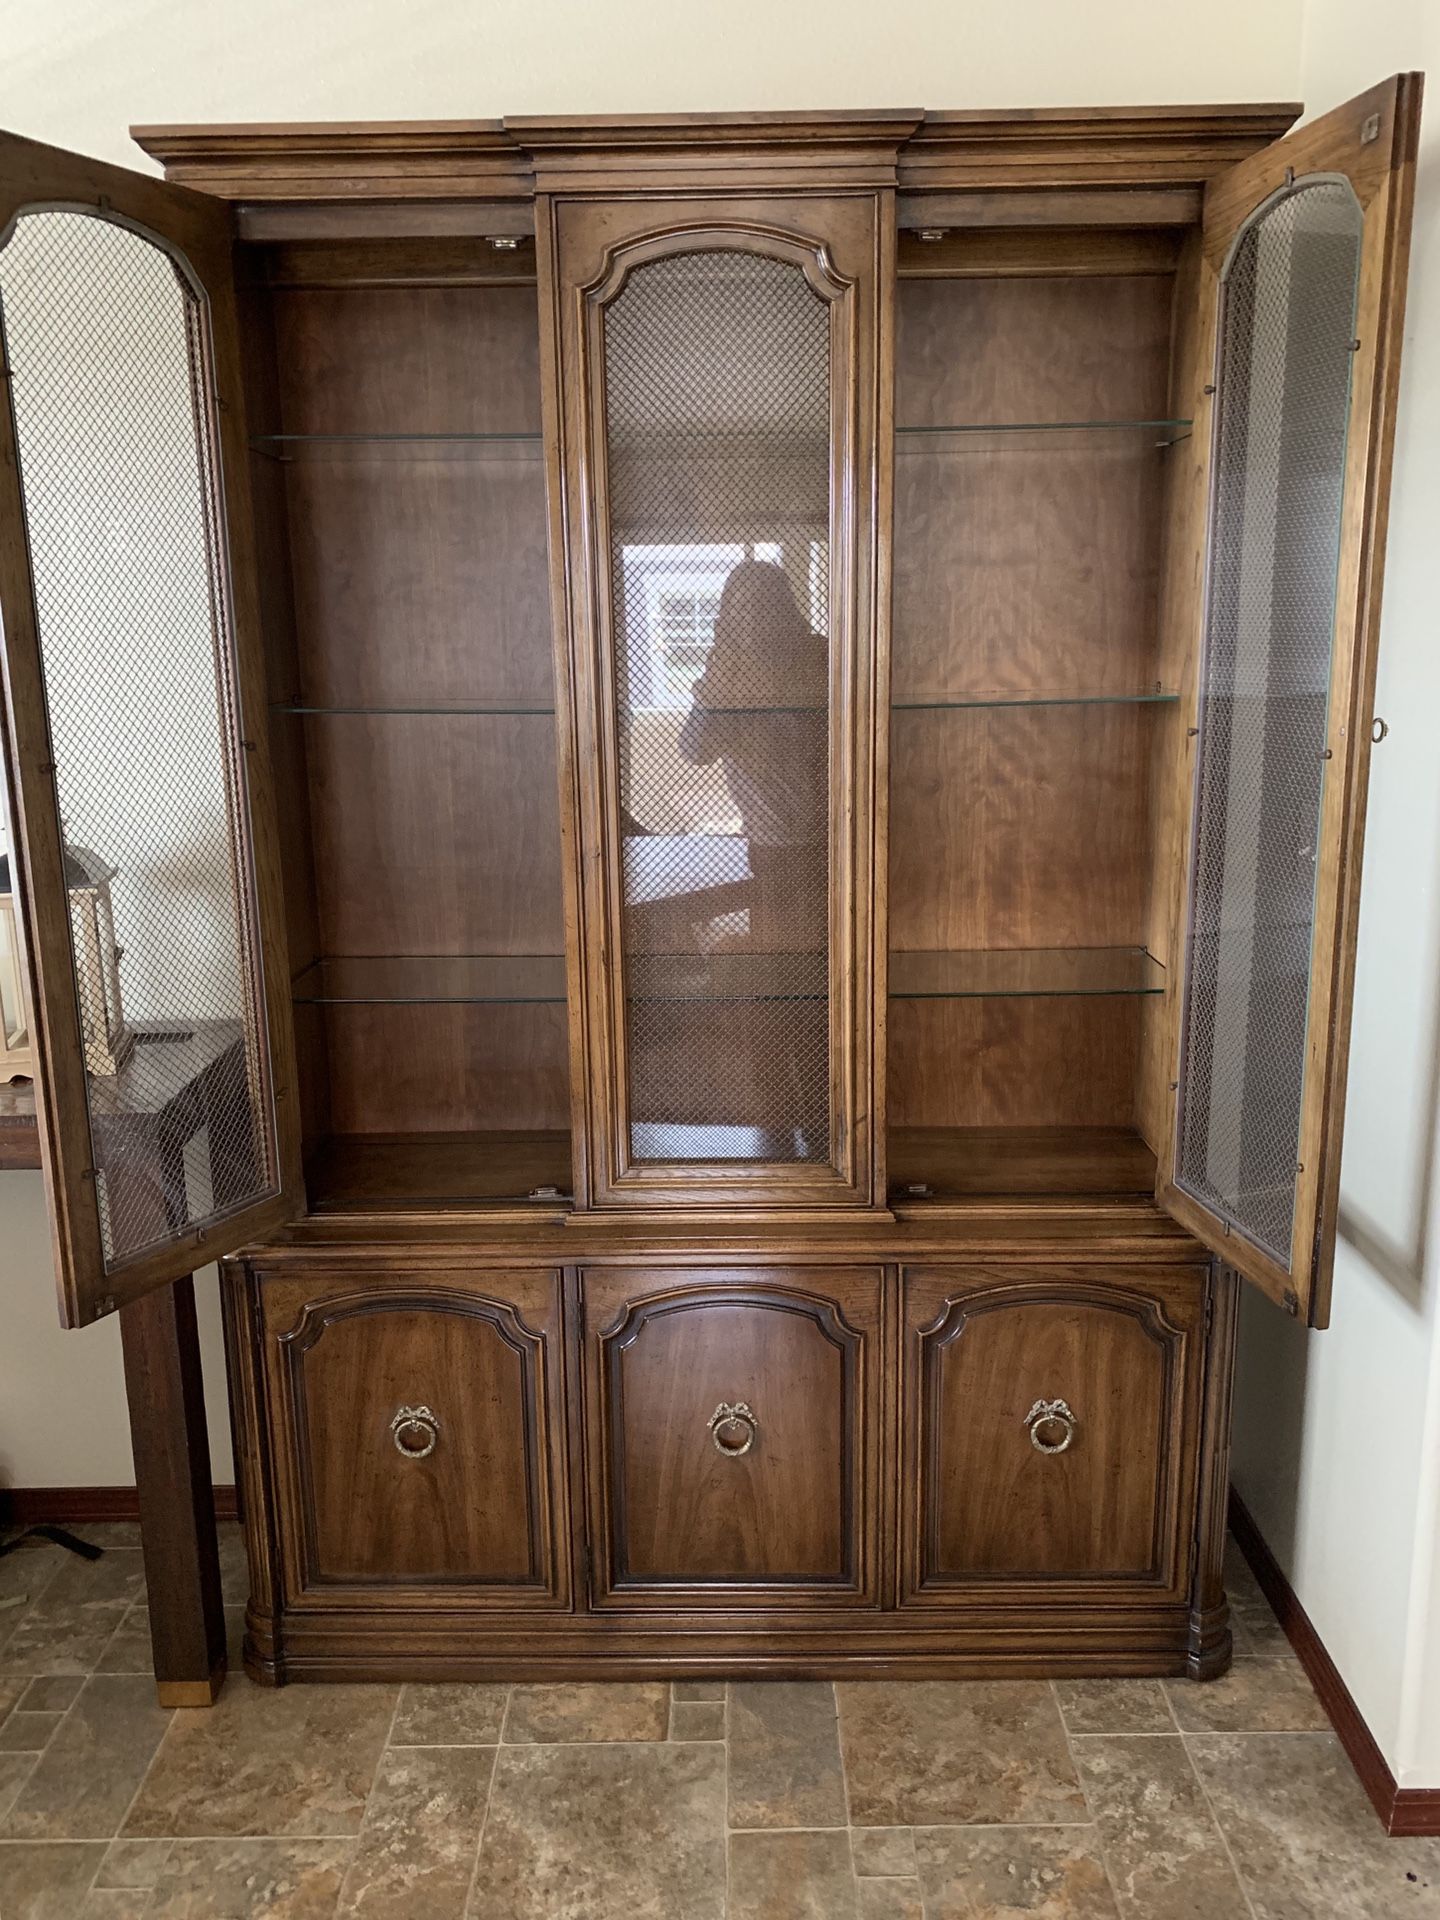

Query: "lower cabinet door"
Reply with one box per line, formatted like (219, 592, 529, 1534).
(261, 1267, 569, 1604)
(901, 1265, 1207, 1602)
(581, 1266, 882, 1608)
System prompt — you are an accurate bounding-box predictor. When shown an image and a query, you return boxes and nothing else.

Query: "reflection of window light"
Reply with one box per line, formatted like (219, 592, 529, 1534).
(655, 586, 720, 703)
(621, 541, 739, 710)
(808, 540, 826, 631)
(621, 541, 786, 709)
(632, 1121, 777, 1161)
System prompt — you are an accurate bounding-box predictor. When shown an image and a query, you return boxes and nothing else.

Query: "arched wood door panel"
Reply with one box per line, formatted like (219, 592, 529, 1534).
(581, 1266, 882, 1607)
(901, 1266, 1207, 1603)
(261, 1268, 569, 1606)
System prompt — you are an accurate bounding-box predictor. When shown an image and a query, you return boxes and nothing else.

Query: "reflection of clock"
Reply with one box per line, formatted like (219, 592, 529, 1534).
(2, 845, 141, 1078)
(29, 844, 135, 1079)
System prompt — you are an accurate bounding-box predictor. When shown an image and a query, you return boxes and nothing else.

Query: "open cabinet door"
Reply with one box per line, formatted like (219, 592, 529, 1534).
(0, 130, 301, 1327)
(1158, 75, 1422, 1327)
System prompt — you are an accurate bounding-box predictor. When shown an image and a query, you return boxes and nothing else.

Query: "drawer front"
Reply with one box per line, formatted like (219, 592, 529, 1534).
(261, 1268, 569, 1604)
(582, 1266, 882, 1608)
(902, 1266, 1206, 1603)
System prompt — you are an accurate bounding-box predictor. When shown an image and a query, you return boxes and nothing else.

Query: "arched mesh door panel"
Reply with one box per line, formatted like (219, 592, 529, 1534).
(1175, 179, 1364, 1264)
(0, 209, 276, 1269)
(601, 248, 834, 1167)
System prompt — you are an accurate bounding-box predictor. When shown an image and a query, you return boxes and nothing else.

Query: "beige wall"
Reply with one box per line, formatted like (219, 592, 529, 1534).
(5, 0, 1440, 1787)
(2, 0, 1303, 154)
(1228, 0, 1440, 1790)
(0, 1174, 233, 1483)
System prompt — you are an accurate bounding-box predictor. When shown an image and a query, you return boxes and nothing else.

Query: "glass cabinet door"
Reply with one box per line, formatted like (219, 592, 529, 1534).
(605, 248, 833, 1169)
(1160, 76, 1422, 1325)
(0, 132, 300, 1324)
(543, 194, 889, 1211)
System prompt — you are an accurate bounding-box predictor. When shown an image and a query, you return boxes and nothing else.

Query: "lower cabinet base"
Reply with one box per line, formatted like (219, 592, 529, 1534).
(224, 1227, 1241, 1690)
(241, 1605, 1233, 1688)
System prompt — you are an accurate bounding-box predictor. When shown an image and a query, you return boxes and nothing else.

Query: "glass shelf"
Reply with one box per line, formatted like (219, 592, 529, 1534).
(275, 694, 1180, 718)
(256, 421, 1188, 456)
(890, 948, 1165, 998)
(250, 432, 543, 463)
(273, 702, 556, 717)
(292, 951, 830, 1006)
(896, 419, 1192, 452)
(294, 949, 1165, 1007)
(627, 951, 828, 1004)
(894, 689, 1179, 711)
(273, 702, 833, 718)
(293, 955, 567, 1005)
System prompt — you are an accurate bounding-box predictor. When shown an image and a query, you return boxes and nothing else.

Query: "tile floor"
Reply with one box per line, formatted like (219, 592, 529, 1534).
(0, 1524, 1437, 1917)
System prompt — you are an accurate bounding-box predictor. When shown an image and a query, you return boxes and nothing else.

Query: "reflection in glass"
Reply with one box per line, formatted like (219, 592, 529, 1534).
(1176, 178, 1363, 1264)
(603, 248, 833, 1164)
(0, 210, 277, 1268)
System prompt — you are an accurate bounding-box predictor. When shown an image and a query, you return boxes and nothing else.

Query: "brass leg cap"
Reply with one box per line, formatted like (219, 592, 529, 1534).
(155, 1657, 226, 1709)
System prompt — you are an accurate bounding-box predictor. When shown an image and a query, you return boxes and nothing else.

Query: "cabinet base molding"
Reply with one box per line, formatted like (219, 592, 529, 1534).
(253, 1650, 1221, 1686)
(1184, 1599, 1234, 1682)
(244, 1609, 1227, 1689)
(1229, 1487, 1440, 1837)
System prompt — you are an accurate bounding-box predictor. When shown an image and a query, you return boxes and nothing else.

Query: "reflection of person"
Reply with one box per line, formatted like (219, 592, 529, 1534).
(674, 559, 831, 1158)
(677, 559, 829, 864)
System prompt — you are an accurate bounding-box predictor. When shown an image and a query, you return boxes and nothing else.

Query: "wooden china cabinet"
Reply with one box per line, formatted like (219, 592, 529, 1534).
(0, 80, 1420, 1697)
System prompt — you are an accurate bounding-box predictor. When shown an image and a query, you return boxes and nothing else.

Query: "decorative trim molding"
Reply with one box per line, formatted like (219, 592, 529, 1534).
(515, 111, 921, 193)
(130, 121, 531, 203)
(899, 104, 1301, 190)
(129, 104, 1301, 207)
(0, 1484, 240, 1525)
(1229, 1486, 1440, 1837)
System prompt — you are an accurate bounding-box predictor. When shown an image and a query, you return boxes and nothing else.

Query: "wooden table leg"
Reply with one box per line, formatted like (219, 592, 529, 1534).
(119, 1275, 227, 1707)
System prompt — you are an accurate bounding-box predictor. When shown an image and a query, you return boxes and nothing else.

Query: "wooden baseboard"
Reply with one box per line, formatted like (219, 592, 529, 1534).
(0, 1484, 239, 1526)
(1229, 1486, 1440, 1837)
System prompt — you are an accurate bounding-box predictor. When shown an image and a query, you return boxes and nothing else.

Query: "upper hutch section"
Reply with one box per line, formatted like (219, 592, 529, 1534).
(124, 103, 1308, 1218)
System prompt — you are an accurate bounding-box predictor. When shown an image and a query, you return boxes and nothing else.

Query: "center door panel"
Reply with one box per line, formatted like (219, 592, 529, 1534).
(580, 1265, 883, 1608)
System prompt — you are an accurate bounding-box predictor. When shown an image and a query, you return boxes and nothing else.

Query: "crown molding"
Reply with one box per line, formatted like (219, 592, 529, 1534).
(130, 103, 1303, 209)
(130, 121, 532, 201)
(507, 110, 923, 193)
(899, 103, 1302, 190)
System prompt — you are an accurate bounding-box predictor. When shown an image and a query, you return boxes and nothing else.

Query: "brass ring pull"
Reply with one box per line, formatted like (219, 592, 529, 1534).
(1372, 716, 1390, 743)
(1024, 1398, 1076, 1456)
(390, 1404, 440, 1460)
(708, 1401, 758, 1457)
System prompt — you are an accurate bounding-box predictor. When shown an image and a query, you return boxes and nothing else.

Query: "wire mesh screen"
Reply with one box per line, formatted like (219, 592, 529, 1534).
(1176, 180, 1363, 1265)
(0, 211, 276, 1269)
(603, 248, 833, 1165)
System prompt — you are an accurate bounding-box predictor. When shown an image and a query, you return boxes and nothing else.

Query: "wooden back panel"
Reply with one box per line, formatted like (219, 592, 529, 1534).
(260, 270, 567, 1139)
(890, 271, 1176, 1134)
